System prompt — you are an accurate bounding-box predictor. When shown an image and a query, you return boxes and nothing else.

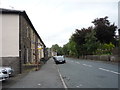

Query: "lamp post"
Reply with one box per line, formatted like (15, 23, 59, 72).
(35, 41, 38, 71)
(35, 43, 43, 71)
(31, 40, 43, 71)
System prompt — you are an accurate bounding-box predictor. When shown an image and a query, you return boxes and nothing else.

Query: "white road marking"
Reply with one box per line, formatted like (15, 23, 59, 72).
(76, 62, 80, 64)
(38, 84, 41, 86)
(76, 84, 83, 87)
(99, 68, 120, 75)
(83, 64, 92, 67)
(57, 67, 68, 89)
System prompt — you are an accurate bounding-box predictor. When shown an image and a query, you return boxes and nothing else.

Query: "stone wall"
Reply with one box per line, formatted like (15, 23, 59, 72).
(20, 15, 32, 64)
(2, 57, 20, 74)
(84, 55, 119, 62)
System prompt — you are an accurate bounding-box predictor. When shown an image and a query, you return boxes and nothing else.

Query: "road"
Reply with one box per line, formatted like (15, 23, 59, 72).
(58, 57, 119, 88)
(2, 57, 119, 89)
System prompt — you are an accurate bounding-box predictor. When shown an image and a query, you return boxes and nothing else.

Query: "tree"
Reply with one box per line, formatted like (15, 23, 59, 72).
(58, 16, 117, 58)
(67, 39, 78, 57)
(119, 29, 120, 37)
(92, 16, 117, 44)
(84, 30, 99, 55)
(62, 43, 69, 56)
(51, 44, 63, 55)
(72, 27, 92, 45)
(118, 29, 120, 47)
(71, 27, 94, 57)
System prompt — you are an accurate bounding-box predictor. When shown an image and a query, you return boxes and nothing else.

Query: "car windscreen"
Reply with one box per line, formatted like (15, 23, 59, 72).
(56, 56, 64, 60)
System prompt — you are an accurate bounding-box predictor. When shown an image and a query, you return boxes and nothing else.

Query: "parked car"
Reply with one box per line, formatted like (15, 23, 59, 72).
(0, 67, 14, 77)
(0, 68, 9, 81)
(53, 56, 66, 64)
(2, 67, 14, 77)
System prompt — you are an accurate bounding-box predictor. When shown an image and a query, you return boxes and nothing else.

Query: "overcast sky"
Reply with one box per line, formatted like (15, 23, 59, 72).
(1, 0, 119, 48)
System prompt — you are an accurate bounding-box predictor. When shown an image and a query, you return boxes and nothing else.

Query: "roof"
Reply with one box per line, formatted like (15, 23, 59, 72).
(0, 8, 46, 47)
(0, 8, 24, 14)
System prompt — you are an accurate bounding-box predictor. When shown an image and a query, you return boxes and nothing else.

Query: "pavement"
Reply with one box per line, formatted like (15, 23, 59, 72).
(2, 58, 64, 88)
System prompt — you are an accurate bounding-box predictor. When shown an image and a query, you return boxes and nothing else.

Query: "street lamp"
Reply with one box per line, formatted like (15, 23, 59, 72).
(31, 40, 43, 71)
(35, 43, 43, 71)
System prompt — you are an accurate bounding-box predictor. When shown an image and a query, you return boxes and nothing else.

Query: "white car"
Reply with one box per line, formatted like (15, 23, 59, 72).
(0, 68, 9, 81)
(53, 56, 66, 64)
(1, 67, 14, 77)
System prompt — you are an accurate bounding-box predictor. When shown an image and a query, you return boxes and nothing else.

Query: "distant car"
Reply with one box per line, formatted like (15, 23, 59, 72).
(0, 68, 9, 81)
(0, 67, 14, 77)
(53, 56, 66, 64)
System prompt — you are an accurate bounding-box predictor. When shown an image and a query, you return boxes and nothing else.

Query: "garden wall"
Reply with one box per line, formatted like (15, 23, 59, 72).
(84, 55, 119, 62)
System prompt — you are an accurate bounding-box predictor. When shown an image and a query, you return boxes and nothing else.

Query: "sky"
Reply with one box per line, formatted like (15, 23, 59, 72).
(0, 0, 119, 48)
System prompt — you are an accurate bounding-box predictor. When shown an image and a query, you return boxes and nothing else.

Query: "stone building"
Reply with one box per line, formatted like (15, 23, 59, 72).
(0, 8, 46, 74)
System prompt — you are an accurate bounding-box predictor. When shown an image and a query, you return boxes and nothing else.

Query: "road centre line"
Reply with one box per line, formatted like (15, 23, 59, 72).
(82, 64, 92, 67)
(99, 68, 120, 75)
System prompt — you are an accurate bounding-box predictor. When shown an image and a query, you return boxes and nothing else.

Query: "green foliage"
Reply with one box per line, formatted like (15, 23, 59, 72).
(62, 43, 69, 55)
(92, 16, 117, 44)
(51, 44, 63, 55)
(68, 40, 77, 57)
(118, 29, 120, 47)
(51, 44, 59, 52)
(71, 27, 94, 57)
(72, 27, 92, 46)
(96, 43, 115, 55)
(51, 16, 117, 58)
(83, 30, 99, 55)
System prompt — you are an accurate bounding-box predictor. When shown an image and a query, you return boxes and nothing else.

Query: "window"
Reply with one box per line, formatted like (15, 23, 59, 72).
(27, 27, 29, 37)
(26, 48, 29, 63)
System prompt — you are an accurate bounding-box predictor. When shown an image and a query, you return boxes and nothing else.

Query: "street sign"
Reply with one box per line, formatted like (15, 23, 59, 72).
(37, 48, 42, 50)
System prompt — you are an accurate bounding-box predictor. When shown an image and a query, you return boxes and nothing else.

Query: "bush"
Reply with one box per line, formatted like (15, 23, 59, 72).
(96, 42, 115, 55)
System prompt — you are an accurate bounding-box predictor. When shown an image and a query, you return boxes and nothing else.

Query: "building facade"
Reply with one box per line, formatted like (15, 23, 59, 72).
(47, 48, 57, 58)
(0, 8, 46, 74)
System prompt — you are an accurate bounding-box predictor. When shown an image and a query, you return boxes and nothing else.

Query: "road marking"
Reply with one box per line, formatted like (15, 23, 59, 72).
(99, 68, 120, 75)
(57, 67, 68, 89)
(38, 84, 41, 86)
(83, 64, 92, 67)
(76, 84, 83, 87)
(75, 62, 80, 64)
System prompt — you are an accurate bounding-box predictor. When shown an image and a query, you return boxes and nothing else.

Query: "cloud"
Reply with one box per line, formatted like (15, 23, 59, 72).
(25, 1, 119, 47)
(1, 0, 119, 47)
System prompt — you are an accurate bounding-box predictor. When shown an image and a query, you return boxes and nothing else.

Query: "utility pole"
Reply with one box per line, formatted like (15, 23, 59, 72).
(36, 43, 39, 71)
(35, 37, 39, 71)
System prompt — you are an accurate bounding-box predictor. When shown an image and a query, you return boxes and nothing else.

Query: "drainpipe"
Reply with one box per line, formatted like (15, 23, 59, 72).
(19, 13, 22, 74)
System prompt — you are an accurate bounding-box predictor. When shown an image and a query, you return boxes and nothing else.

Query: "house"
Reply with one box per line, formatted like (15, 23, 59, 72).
(0, 8, 47, 74)
(47, 48, 57, 58)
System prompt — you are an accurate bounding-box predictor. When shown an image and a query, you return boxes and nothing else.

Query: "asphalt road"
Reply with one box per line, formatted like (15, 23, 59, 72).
(58, 57, 119, 88)
(2, 57, 119, 89)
